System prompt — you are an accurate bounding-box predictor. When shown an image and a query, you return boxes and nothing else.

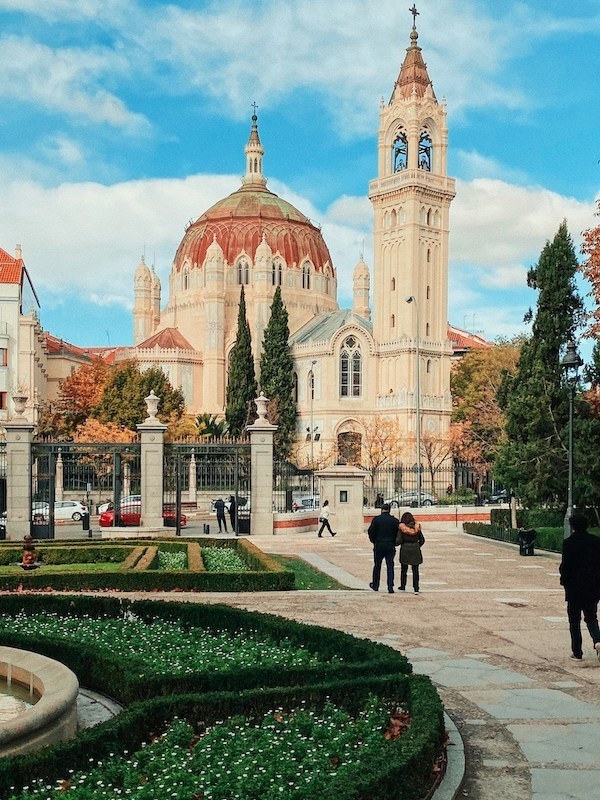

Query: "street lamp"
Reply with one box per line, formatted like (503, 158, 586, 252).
(561, 340, 583, 539)
(406, 296, 421, 507)
(309, 360, 317, 495)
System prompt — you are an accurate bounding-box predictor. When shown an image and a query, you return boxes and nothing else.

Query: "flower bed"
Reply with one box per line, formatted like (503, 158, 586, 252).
(0, 539, 293, 592)
(0, 596, 444, 800)
(10, 698, 414, 800)
(201, 546, 249, 572)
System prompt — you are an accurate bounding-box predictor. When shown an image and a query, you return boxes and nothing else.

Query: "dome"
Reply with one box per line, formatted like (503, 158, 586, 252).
(172, 184, 334, 275)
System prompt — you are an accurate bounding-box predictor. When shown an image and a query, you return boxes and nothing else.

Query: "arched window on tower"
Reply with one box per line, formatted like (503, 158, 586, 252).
(393, 128, 408, 172)
(426, 322, 430, 337)
(244, 262, 250, 284)
(391, 314, 395, 328)
(183, 268, 189, 291)
(391, 277, 396, 291)
(237, 261, 243, 285)
(426, 359, 431, 374)
(278, 262, 283, 286)
(391, 209, 397, 227)
(302, 262, 311, 289)
(340, 337, 362, 398)
(272, 262, 276, 286)
(426, 285, 431, 300)
(427, 248, 431, 263)
(419, 130, 433, 171)
(426, 209, 432, 226)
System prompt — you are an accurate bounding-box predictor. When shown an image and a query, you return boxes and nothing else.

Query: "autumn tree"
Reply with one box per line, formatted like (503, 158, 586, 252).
(580, 198, 600, 337)
(225, 287, 257, 436)
(451, 339, 521, 465)
(259, 287, 296, 458)
(93, 361, 185, 430)
(495, 221, 583, 507)
(359, 415, 403, 500)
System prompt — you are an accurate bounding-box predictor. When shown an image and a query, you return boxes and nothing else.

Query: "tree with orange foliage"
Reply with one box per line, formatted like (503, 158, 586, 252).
(72, 419, 137, 501)
(581, 198, 600, 338)
(359, 415, 403, 500)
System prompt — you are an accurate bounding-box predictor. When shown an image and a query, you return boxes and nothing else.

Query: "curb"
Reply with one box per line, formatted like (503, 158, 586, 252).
(432, 712, 466, 800)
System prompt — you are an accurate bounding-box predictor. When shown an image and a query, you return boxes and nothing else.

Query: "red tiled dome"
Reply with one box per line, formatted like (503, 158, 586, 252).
(172, 185, 334, 274)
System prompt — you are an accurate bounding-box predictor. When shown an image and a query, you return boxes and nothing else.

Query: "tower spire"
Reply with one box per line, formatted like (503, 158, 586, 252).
(391, 8, 436, 102)
(242, 104, 267, 188)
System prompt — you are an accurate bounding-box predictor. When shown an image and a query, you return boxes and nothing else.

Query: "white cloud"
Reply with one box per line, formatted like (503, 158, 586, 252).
(0, 35, 148, 131)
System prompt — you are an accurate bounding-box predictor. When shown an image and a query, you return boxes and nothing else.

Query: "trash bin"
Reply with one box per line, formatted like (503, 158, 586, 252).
(517, 528, 536, 556)
(203, 523, 210, 535)
(82, 512, 91, 535)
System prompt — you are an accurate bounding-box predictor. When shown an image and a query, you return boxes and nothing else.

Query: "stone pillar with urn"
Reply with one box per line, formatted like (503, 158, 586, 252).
(137, 390, 168, 530)
(246, 393, 277, 535)
(5, 395, 35, 540)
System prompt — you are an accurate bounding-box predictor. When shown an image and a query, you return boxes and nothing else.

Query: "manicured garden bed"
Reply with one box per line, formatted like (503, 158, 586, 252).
(0, 538, 293, 592)
(0, 596, 445, 800)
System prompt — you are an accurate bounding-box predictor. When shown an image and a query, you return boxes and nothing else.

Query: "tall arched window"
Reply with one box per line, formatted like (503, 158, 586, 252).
(393, 128, 408, 172)
(391, 209, 397, 227)
(183, 268, 189, 290)
(340, 336, 362, 397)
(426, 359, 431, 374)
(426, 322, 430, 337)
(302, 262, 311, 289)
(236, 261, 244, 285)
(278, 262, 283, 286)
(272, 262, 277, 286)
(419, 130, 433, 171)
(426, 285, 431, 300)
(244, 262, 250, 284)
(293, 372, 298, 403)
(391, 277, 396, 291)
(391, 314, 395, 328)
(427, 249, 431, 263)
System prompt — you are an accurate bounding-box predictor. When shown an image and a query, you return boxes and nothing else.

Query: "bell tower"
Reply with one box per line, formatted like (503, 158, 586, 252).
(370, 11, 455, 347)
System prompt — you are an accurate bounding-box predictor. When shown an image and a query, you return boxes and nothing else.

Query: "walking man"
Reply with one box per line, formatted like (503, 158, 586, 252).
(367, 503, 399, 594)
(214, 497, 228, 533)
(560, 513, 600, 661)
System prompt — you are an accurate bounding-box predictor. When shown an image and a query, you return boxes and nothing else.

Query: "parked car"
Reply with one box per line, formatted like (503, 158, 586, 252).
(32, 501, 88, 521)
(99, 506, 187, 528)
(292, 495, 320, 512)
(97, 495, 141, 515)
(487, 489, 509, 505)
(385, 491, 437, 508)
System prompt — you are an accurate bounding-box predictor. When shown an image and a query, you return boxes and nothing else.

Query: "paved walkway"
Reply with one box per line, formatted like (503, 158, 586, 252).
(158, 522, 600, 800)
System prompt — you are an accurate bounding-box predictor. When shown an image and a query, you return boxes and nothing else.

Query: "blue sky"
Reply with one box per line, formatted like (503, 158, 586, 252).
(0, 0, 598, 350)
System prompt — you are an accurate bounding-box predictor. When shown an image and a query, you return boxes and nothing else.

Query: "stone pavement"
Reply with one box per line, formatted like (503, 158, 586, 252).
(161, 522, 600, 800)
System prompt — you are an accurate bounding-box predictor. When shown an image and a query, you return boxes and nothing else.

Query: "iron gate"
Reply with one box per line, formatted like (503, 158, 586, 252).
(164, 443, 251, 535)
(31, 442, 141, 537)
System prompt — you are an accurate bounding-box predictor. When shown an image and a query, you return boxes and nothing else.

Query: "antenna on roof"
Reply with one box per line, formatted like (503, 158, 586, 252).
(106, 330, 111, 346)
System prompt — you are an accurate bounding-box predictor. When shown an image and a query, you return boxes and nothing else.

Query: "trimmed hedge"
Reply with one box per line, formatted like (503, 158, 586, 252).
(490, 507, 567, 529)
(0, 538, 294, 592)
(0, 546, 131, 566)
(464, 522, 566, 553)
(0, 596, 444, 800)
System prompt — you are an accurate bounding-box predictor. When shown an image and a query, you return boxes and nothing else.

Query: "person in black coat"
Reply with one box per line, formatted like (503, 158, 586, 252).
(213, 498, 228, 533)
(367, 503, 400, 594)
(559, 513, 600, 661)
(228, 495, 237, 531)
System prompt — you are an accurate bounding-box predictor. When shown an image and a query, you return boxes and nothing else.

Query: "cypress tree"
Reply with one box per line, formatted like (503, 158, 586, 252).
(495, 220, 583, 507)
(259, 287, 296, 458)
(225, 286, 257, 436)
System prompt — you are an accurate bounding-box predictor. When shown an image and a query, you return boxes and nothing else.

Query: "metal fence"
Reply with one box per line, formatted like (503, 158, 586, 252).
(273, 460, 315, 513)
(365, 461, 486, 507)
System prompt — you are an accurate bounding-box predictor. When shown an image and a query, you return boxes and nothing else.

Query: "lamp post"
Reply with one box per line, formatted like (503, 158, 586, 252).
(406, 296, 421, 507)
(309, 360, 317, 495)
(561, 340, 583, 539)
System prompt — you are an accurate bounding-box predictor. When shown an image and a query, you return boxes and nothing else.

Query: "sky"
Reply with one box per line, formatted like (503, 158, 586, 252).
(0, 0, 598, 351)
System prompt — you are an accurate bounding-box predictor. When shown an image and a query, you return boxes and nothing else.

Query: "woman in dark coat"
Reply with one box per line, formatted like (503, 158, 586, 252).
(398, 511, 424, 594)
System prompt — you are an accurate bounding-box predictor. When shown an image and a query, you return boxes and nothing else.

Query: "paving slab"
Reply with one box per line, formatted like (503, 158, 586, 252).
(531, 768, 600, 799)
(462, 688, 600, 720)
(413, 658, 533, 688)
(508, 722, 600, 766)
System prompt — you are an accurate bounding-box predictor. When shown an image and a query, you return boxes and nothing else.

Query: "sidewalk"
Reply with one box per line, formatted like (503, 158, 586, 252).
(150, 522, 600, 800)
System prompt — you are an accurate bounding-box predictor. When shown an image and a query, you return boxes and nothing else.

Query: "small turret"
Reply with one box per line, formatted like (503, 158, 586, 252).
(241, 108, 267, 188)
(150, 266, 161, 332)
(133, 256, 152, 345)
(353, 255, 371, 320)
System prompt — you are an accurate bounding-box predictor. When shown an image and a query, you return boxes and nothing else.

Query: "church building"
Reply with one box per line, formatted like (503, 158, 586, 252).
(125, 18, 456, 465)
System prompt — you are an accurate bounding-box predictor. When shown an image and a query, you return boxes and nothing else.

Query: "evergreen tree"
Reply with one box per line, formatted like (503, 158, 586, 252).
(225, 287, 257, 436)
(93, 360, 184, 430)
(495, 221, 583, 507)
(259, 287, 296, 458)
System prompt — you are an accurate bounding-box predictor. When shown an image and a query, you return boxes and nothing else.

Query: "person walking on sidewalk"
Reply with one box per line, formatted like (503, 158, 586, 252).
(317, 500, 336, 537)
(398, 511, 424, 594)
(367, 503, 399, 594)
(560, 512, 600, 662)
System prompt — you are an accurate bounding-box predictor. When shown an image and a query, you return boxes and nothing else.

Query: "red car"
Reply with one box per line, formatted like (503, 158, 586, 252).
(99, 505, 187, 528)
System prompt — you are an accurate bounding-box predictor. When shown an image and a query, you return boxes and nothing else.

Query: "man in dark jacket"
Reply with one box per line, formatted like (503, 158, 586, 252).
(367, 503, 400, 594)
(214, 498, 228, 533)
(559, 513, 600, 661)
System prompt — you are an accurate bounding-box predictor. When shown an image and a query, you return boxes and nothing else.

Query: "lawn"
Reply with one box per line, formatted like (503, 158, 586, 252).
(271, 554, 350, 590)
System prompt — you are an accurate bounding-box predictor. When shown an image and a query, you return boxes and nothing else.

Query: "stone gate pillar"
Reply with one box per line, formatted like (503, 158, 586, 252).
(246, 393, 277, 536)
(5, 405, 36, 541)
(315, 464, 367, 536)
(137, 390, 167, 529)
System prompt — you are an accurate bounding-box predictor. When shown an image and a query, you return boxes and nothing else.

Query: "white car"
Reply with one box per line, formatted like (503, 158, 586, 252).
(32, 501, 88, 522)
(292, 495, 320, 512)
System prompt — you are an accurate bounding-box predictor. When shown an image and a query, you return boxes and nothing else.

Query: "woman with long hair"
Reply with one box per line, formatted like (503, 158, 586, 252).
(397, 511, 424, 593)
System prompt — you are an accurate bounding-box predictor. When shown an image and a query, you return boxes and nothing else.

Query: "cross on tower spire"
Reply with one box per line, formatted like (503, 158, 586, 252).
(251, 101, 259, 119)
(409, 4, 419, 29)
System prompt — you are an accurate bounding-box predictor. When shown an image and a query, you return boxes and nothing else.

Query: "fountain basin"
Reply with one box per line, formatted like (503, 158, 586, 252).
(0, 646, 79, 757)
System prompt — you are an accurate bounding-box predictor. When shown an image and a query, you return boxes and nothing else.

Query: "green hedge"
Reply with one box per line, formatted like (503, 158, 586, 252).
(490, 507, 567, 529)
(464, 522, 565, 553)
(0, 538, 294, 592)
(0, 596, 443, 800)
